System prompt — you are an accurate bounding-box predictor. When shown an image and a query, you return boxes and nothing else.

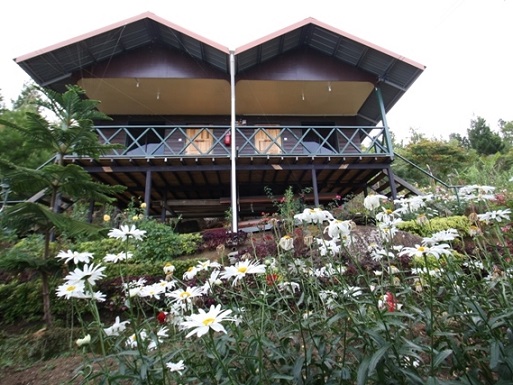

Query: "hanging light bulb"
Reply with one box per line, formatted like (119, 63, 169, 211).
(328, 82, 332, 92)
(157, 91, 160, 100)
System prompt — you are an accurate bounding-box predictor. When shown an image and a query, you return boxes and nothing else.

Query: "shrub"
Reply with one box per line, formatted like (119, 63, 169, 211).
(398, 215, 472, 237)
(134, 220, 202, 262)
(75, 238, 129, 259)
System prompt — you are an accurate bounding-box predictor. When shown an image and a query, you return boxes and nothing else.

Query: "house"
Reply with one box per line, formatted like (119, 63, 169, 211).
(14, 12, 425, 229)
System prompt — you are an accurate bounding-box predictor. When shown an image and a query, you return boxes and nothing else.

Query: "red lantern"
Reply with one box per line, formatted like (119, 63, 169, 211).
(224, 132, 231, 146)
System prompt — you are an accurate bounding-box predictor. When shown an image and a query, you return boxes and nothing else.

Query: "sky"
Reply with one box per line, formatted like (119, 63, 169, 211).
(2, 0, 512, 141)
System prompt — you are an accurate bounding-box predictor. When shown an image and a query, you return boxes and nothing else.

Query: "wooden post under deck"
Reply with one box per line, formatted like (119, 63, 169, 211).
(311, 168, 319, 207)
(144, 170, 152, 217)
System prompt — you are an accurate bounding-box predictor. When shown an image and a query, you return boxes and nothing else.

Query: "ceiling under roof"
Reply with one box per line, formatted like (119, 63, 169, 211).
(15, 12, 425, 125)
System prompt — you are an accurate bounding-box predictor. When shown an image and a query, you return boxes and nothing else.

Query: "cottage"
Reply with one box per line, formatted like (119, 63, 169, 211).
(15, 12, 425, 228)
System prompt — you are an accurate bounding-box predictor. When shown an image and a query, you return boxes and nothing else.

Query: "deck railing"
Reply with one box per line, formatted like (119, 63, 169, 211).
(93, 125, 393, 158)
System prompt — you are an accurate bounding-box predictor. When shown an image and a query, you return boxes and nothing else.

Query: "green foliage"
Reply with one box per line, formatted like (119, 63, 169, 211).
(454, 151, 513, 190)
(0, 85, 126, 328)
(0, 279, 45, 324)
(398, 215, 471, 237)
(0, 327, 76, 368)
(468, 116, 505, 155)
(0, 234, 61, 273)
(75, 238, 129, 259)
(103, 258, 202, 282)
(394, 138, 471, 184)
(134, 220, 202, 263)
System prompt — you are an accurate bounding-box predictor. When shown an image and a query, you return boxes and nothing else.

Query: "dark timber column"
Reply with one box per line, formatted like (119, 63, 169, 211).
(311, 168, 319, 207)
(385, 166, 398, 200)
(144, 170, 152, 217)
(160, 189, 167, 222)
(87, 200, 95, 223)
(375, 86, 398, 200)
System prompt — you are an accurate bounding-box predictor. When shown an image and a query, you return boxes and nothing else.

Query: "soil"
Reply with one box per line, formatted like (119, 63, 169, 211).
(2, 356, 84, 385)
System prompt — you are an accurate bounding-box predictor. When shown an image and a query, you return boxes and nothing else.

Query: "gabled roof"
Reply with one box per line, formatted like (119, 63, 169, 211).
(236, 17, 425, 120)
(15, 12, 231, 86)
(15, 12, 425, 123)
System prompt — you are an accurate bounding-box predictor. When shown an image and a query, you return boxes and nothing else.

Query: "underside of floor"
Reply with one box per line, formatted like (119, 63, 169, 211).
(64, 154, 422, 220)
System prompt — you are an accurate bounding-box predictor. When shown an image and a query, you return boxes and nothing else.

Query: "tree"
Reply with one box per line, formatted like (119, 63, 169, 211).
(10, 82, 41, 110)
(0, 84, 51, 171)
(0, 85, 124, 327)
(467, 116, 505, 155)
(499, 119, 513, 150)
(448, 132, 470, 149)
(393, 138, 470, 186)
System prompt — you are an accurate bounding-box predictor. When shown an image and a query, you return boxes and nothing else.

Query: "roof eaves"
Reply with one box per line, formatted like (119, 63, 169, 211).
(14, 11, 230, 64)
(234, 16, 425, 71)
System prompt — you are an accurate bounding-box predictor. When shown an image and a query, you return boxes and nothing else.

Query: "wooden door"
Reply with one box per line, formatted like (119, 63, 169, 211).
(255, 129, 282, 154)
(186, 128, 213, 155)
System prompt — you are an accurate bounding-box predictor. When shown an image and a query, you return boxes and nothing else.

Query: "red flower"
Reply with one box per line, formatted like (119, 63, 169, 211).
(266, 273, 279, 285)
(157, 311, 167, 324)
(385, 292, 397, 312)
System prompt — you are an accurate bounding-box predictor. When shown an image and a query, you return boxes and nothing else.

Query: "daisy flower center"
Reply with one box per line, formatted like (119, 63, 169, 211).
(418, 246, 426, 252)
(180, 292, 191, 298)
(202, 317, 215, 326)
(66, 285, 77, 292)
(237, 266, 248, 274)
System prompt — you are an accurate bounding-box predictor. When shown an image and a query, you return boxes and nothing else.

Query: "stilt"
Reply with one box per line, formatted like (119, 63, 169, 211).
(144, 170, 152, 217)
(311, 168, 319, 207)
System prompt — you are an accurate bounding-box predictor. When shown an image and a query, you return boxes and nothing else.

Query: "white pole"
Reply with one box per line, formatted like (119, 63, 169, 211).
(229, 51, 238, 234)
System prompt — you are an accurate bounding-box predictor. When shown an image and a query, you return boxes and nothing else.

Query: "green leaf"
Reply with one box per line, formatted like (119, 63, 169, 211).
(426, 376, 440, 385)
(368, 343, 391, 375)
(357, 356, 370, 385)
(433, 349, 453, 369)
(490, 340, 502, 370)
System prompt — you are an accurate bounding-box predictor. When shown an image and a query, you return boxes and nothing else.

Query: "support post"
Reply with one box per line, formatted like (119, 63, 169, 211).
(385, 166, 398, 201)
(144, 170, 152, 217)
(311, 168, 319, 207)
(229, 51, 238, 234)
(161, 189, 167, 222)
(374, 86, 394, 158)
(88, 200, 95, 224)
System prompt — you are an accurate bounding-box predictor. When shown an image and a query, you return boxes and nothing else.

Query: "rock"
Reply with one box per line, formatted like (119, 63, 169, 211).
(346, 226, 423, 261)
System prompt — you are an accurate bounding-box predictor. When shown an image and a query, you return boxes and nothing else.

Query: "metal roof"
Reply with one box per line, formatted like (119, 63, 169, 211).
(15, 12, 425, 124)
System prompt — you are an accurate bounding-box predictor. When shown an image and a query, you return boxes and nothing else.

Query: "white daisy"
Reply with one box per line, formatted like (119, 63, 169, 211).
(166, 360, 186, 375)
(166, 286, 204, 303)
(103, 251, 133, 263)
(108, 225, 146, 241)
(56, 250, 94, 265)
(220, 260, 266, 286)
(180, 304, 234, 338)
(55, 281, 86, 299)
(64, 263, 106, 285)
(104, 316, 130, 336)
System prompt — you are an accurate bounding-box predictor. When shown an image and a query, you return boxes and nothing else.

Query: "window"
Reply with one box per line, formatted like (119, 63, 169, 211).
(255, 128, 282, 154)
(185, 128, 213, 155)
